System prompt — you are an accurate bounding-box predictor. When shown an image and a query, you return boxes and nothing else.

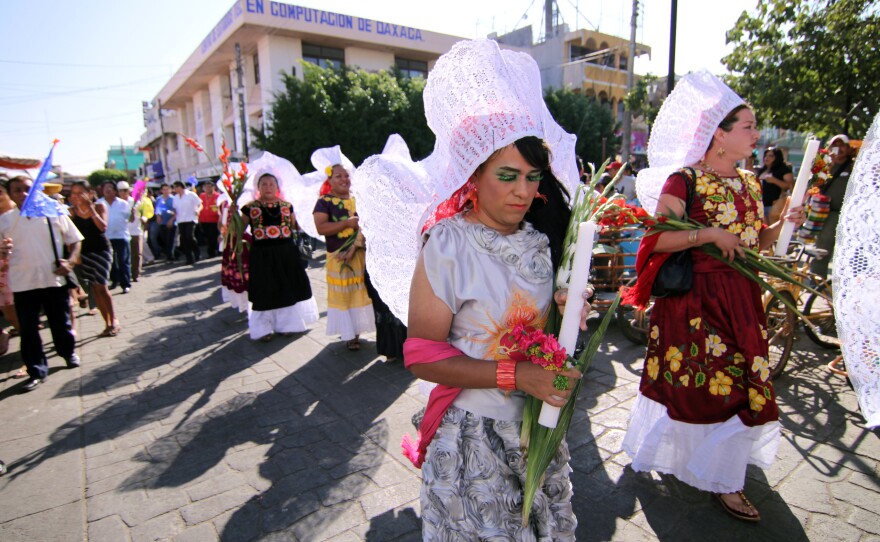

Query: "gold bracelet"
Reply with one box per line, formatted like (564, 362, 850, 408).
(688, 230, 698, 245)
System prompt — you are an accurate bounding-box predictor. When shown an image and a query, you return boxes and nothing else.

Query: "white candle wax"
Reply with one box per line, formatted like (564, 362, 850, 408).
(775, 139, 820, 256)
(539, 220, 596, 428)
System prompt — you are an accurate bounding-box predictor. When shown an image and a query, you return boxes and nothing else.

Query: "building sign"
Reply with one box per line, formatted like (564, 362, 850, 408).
(201, 3, 244, 54)
(245, 0, 424, 42)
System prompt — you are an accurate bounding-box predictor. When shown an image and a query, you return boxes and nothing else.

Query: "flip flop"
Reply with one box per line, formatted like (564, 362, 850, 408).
(716, 492, 761, 522)
(346, 339, 361, 351)
(13, 368, 28, 379)
(259, 334, 274, 343)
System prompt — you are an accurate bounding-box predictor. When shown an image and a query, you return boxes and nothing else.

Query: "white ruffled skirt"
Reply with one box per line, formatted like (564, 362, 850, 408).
(326, 305, 375, 341)
(622, 394, 780, 493)
(248, 297, 319, 340)
(222, 287, 250, 314)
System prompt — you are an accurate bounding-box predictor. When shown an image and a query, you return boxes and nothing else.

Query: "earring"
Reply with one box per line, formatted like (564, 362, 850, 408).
(534, 192, 548, 204)
(463, 180, 479, 213)
(716, 146, 727, 158)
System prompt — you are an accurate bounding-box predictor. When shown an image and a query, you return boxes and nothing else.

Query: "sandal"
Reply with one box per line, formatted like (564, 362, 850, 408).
(259, 334, 274, 343)
(716, 491, 761, 522)
(99, 325, 120, 338)
(346, 339, 361, 351)
(13, 367, 27, 379)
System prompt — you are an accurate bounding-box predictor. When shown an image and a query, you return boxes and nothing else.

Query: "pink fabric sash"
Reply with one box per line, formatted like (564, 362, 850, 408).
(401, 337, 464, 468)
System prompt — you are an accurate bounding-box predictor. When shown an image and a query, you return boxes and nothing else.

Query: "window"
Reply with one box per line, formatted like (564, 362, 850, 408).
(302, 43, 344, 69)
(618, 55, 628, 71)
(570, 44, 595, 62)
(253, 53, 260, 85)
(395, 57, 428, 79)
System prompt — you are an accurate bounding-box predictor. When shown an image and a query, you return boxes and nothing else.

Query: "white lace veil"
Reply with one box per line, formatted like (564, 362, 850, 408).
(833, 111, 880, 428)
(294, 145, 357, 241)
(352, 39, 578, 324)
(635, 70, 745, 215)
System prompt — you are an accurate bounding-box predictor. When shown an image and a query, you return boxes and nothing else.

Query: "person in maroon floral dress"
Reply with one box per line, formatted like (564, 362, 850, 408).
(622, 71, 805, 522)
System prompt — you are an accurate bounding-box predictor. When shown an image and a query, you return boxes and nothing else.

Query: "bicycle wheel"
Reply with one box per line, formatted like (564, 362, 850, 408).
(765, 290, 797, 379)
(616, 278, 650, 345)
(804, 285, 839, 349)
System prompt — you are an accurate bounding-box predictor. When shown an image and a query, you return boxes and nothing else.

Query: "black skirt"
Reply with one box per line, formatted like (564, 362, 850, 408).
(247, 238, 312, 311)
(365, 270, 407, 358)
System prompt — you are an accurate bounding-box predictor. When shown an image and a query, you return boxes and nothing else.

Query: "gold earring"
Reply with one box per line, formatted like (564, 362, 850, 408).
(716, 146, 726, 158)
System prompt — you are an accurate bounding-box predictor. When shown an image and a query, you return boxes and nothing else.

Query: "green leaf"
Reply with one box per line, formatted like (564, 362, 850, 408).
(663, 371, 673, 384)
(764, 386, 772, 400)
(726, 366, 744, 378)
(690, 342, 699, 357)
(708, 195, 725, 203)
(695, 372, 706, 387)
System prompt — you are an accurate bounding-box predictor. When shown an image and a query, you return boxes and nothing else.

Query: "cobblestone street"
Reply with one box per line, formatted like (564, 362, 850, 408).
(1, 253, 878, 541)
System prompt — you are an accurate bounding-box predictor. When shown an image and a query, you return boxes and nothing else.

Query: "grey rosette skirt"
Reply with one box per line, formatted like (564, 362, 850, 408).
(421, 406, 577, 541)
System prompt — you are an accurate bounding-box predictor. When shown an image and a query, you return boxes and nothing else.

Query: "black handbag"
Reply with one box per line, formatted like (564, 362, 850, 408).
(651, 168, 696, 298)
(292, 230, 311, 269)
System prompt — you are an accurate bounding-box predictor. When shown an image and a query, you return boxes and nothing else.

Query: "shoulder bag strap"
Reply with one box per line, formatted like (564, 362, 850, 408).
(46, 218, 61, 266)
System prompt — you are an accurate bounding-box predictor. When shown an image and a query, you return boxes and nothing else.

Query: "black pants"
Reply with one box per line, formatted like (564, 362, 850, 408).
(14, 287, 75, 380)
(199, 222, 220, 257)
(178, 222, 198, 263)
(158, 224, 177, 260)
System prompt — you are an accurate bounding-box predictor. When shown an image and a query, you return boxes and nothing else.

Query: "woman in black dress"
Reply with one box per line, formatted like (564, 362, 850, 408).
(756, 147, 794, 222)
(69, 181, 120, 336)
(237, 173, 318, 342)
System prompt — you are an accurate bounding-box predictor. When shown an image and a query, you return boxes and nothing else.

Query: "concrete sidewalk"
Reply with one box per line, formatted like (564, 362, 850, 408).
(0, 253, 878, 541)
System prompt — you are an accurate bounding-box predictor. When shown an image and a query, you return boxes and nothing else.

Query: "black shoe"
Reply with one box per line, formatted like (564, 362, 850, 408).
(66, 354, 81, 368)
(22, 378, 43, 392)
(121, 287, 131, 294)
(109, 282, 118, 290)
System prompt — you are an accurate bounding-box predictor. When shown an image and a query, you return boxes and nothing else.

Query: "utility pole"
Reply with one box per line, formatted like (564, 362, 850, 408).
(234, 42, 249, 161)
(668, 0, 678, 95)
(156, 98, 168, 180)
(119, 137, 130, 177)
(621, 0, 638, 163)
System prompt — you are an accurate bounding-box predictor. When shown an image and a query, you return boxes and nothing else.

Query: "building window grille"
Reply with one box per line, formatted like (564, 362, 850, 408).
(302, 43, 345, 69)
(254, 53, 260, 85)
(395, 57, 428, 79)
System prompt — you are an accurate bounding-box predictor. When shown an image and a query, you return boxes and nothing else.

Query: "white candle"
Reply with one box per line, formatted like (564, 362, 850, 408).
(775, 139, 820, 256)
(539, 220, 596, 428)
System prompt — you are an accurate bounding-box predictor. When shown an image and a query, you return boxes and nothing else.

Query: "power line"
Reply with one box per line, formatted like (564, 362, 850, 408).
(0, 59, 173, 69)
(0, 112, 139, 125)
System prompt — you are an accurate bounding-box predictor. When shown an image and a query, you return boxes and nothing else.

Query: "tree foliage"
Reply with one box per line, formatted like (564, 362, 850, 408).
(723, 0, 880, 139)
(252, 64, 434, 171)
(544, 88, 619, 167)
(624, 73, 660, 128)
(87, 168, 129, 188)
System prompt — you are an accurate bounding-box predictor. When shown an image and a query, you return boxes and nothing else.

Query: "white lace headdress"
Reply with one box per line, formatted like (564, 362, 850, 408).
(238, 152, 300, 206)
(352, 39, 579, 324)
(636, 70, 745, 215)
(833, 111, 880, 428)
(293, 145, 357, 241)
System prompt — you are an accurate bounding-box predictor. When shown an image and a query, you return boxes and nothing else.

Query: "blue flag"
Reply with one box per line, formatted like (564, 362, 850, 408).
(20, 140, 63, 219)
(187, 174, 198, 187)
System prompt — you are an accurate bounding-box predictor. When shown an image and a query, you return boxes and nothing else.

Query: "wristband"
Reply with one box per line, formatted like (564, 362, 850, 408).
(496, 359, 517, 391)
(688, 230, 698, 245)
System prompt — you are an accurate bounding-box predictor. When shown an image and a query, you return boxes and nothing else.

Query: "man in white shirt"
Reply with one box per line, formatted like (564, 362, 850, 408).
(616, 164, 638, 203)
(1, 176, 84, 392)
(98, 181, 132, 293)
(171, 181, 202, 265)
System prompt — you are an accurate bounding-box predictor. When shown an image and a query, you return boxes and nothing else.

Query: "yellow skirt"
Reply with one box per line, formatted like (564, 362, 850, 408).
(326, 248, 372, 311)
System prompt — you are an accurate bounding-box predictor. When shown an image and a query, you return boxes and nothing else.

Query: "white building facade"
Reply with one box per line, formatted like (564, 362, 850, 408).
(138, 0, 464, 182)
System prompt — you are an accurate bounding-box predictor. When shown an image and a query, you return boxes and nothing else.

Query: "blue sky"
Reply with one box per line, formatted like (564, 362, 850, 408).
(0, 0, 756, 175)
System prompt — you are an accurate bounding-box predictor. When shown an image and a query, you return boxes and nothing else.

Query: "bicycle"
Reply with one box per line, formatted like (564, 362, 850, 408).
(762, 241, 837, 378)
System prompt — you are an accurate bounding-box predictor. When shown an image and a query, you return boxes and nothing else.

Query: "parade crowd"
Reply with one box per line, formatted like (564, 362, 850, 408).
(0, 38, 871, 540)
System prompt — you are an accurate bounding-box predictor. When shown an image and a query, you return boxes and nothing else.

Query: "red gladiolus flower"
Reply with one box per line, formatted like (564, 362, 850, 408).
(184, 136, 203, 153)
